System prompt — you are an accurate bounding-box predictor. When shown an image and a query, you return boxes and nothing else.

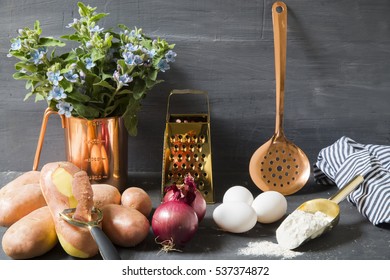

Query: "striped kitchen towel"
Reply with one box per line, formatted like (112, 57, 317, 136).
(313, 136, 390, 227)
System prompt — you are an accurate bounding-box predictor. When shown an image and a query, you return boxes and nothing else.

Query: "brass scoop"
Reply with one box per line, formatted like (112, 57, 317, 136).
(249, 1, 310, 195)
(60, 207, 121, 260)
(277, 175, 364, 249)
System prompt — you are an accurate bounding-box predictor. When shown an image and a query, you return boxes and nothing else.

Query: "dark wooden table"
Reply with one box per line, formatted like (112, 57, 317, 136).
(1, 171, 388, 260)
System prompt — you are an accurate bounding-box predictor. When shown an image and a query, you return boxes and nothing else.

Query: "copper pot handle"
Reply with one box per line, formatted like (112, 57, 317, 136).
(32, 107, 66, 171)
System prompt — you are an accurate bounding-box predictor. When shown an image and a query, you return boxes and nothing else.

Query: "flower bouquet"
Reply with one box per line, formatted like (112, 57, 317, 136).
(7, 2, 176, 136)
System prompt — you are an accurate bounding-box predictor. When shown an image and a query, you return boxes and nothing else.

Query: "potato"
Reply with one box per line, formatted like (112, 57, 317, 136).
(92, 184, 121, 208)
(101, 204, 150, 247)
(121, 187, 152, 217)
(2, 206, 57, 259)
(40, 162, 99, 258)
(0, 180, 46, 227)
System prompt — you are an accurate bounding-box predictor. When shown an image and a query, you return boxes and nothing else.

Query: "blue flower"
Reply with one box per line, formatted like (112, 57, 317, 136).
(145, 49, 156, 58)
(30, 50, 44, 65)
(66, 18, 79, 28)
(48, 86, 66, 100)
(157, 59, 170, 72)
(85, 41, 93, 49)
(123, 52, 135, 65)
(85, 57, 95, 70)
(133, 55, 143, 65)
(165, 50, 177, 63)
(90, 25, 104, 33)
(64, 70, 79, 83)
(124, 43, 138, 52)
(47, 70, 63, 86)
(113, 70, 133, 87)
(56, 101, 73, 118)
(10, 38, 22, 51)
(129, 30, 142, 40)
(48, 86, 67, 101)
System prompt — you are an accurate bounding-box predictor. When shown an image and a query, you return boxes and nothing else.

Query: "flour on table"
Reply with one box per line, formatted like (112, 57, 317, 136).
(276, 210, 332, 250)
(237, 241, 303, 259)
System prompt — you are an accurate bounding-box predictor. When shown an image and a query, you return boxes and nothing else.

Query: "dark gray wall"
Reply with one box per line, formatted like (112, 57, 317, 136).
(1, 1, 389, 184)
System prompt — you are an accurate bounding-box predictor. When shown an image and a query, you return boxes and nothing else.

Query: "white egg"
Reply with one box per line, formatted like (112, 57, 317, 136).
(223, 185, 254, 205)
(213, 202, 257, 233)
(251, 191, 287, 223)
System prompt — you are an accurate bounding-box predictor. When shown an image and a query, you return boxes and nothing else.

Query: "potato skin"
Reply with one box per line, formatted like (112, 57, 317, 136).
(121, 187, 152, 217)
(0, 182, 46, 227)
(101, 204, 150, 247)
(2, 206, 57, 259)
(40, 162, 98, 258)
(92, 184, 121, 208)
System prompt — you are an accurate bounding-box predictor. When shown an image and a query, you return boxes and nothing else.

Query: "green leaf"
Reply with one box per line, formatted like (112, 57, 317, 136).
(23, 92, 34, 101)
(93, 80, 116, 91)
(72, 102, 100, 118)
(35, 92, 45, 102)
(13, 72, 42, 81)
(117, 89, 132, 95)
(123, 97, 141, 136)
(77, 2, 90, 17)
(132, 79, 146, 100)
(148, 69, 158, 81)
(15, 62, 37, 73)
(60, 34, 81, 41)
(66, 91, 91, 102)
(34, 20, 42, 35)
(90, 13, 109, 22)
(38, 37, 66, 47)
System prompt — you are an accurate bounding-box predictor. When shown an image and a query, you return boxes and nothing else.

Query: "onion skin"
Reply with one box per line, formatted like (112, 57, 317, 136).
(152, 201, 198, 247)
(163, 189, 207, 222)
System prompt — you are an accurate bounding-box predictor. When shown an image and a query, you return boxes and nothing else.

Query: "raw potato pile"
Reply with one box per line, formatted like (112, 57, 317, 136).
(0, 162, 153, 259)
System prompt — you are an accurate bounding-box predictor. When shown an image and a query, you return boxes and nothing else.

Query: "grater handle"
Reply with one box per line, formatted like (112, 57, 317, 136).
(166, 89, 210, 122)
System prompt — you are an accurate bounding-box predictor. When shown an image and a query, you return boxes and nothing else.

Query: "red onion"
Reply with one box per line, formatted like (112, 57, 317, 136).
(152, 201, 198, 250)
(163, 174, 207, 222)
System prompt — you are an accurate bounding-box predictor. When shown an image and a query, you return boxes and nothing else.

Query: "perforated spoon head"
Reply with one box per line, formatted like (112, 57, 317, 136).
(249, 134, 310, 195)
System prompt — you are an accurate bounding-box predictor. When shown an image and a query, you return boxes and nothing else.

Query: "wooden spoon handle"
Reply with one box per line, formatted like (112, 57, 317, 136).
(272, 1, 287, 136)
(329, 175, 364, 204)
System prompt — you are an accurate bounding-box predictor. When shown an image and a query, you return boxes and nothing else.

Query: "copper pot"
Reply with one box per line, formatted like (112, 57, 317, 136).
(33, 108, 128, 191)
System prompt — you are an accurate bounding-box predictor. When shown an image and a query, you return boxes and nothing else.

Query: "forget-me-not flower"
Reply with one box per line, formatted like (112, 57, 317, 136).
(10, 38, 22, 51)
(124, 43, 138, 52)
(56, 101, 73, 118)
(157, 59, 170, 72)
(113, 70, 133, 87)
(30, 50, 44, 65)
(48, 86, 67, 101)
(133, 55, 143, 65)
(129, 30, 142, 40)
(165, 50, 177, 63)
(47, 71, 63, 86)
(66, 18, 79, 28)
(123, 52, 135, 65)
(85, 57, 95, 70)
(90, 25, 104, 33)
(146, 49, 156, 58)
(64, 70, 79, 83)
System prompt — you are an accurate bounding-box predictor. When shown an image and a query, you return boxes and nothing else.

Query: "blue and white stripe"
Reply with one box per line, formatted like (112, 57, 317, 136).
(313, 136, 390, 227)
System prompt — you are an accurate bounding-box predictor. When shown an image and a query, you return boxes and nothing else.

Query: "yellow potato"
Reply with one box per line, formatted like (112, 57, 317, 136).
(2, 206, 57, 259)
(121, 187, 152, 217)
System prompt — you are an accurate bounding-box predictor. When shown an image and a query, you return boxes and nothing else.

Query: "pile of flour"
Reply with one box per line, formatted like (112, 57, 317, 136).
(237, 241, 303, 259)
(276, 210, 332, 250)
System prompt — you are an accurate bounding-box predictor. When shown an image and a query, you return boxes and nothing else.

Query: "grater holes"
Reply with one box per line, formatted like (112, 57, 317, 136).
(197, 144, 202, 152)
(181, 163, 186, 169)
(203, 172, 208, 178)
(186, 154, 191, 161)
(199, 135, 206, 143)
(277, 165, 283, 172)
(198, 163, 203, 169)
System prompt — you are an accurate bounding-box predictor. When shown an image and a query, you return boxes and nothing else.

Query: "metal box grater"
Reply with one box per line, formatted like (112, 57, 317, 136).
(161, 89, 214, 203)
